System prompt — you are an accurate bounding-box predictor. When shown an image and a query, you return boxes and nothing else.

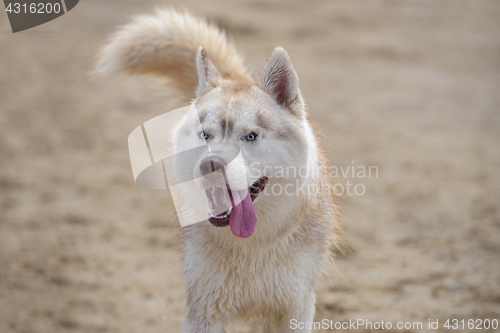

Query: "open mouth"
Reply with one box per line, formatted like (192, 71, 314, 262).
(206, 177, 268, 230)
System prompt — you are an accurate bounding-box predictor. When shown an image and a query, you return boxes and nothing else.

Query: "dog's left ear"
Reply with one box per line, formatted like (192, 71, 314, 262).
(196, 47, 222, 96)
(258, 47, 305, 118)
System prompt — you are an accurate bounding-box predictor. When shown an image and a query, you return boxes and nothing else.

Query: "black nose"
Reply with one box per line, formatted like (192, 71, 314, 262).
(200, 157, 225, 176)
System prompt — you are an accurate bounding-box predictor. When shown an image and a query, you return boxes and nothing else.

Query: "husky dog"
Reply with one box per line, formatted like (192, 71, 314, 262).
(96, 8, 340, 333)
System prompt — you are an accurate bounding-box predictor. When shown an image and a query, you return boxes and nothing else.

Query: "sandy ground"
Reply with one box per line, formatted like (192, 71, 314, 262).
(1, 0, 500, 332)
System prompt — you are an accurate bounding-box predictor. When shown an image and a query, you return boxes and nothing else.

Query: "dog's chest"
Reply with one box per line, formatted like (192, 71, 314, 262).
(183, 237, 323, 315)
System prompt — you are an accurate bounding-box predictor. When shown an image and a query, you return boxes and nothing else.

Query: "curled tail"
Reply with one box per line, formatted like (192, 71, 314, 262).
(94, 8, 250, 103)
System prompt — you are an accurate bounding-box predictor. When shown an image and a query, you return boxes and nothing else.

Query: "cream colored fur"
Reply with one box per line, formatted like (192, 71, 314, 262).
(96, 8, 340, 333)
(95, 8, 250, 104)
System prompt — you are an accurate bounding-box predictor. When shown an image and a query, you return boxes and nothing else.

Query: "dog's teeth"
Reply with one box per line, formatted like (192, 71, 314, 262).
(209, 214, 228, 219)
(209, 207, 232, 220)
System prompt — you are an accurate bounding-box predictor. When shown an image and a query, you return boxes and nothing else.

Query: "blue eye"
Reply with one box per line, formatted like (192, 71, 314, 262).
(246, 133, 257, 141)
(200, 132, 209, 139)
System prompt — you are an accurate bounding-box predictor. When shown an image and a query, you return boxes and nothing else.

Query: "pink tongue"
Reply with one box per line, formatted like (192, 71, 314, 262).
(229, 192, 257, 238)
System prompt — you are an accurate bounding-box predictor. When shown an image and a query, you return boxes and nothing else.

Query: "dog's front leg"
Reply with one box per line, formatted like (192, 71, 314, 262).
(271, 293, 316, 333)
(181, 311, 227, 333)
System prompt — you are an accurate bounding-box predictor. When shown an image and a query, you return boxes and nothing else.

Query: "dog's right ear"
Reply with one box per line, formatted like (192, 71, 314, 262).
(258, 47, 305, 118)
(196, 47, 222, 96)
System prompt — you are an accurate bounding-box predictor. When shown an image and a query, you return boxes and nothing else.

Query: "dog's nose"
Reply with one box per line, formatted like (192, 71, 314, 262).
(200, 157, 225, 176)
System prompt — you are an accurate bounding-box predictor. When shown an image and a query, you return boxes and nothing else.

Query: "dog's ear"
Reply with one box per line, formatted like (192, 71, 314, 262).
(258, 47, 304, 117)
(196, 47, 222, 96)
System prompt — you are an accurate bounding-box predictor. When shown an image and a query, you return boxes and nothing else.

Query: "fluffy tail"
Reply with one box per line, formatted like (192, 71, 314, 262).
(94, 8, 250, 103)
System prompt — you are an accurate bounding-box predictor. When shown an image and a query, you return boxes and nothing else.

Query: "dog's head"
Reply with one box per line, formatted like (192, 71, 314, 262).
(174, 47, 314, 238)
